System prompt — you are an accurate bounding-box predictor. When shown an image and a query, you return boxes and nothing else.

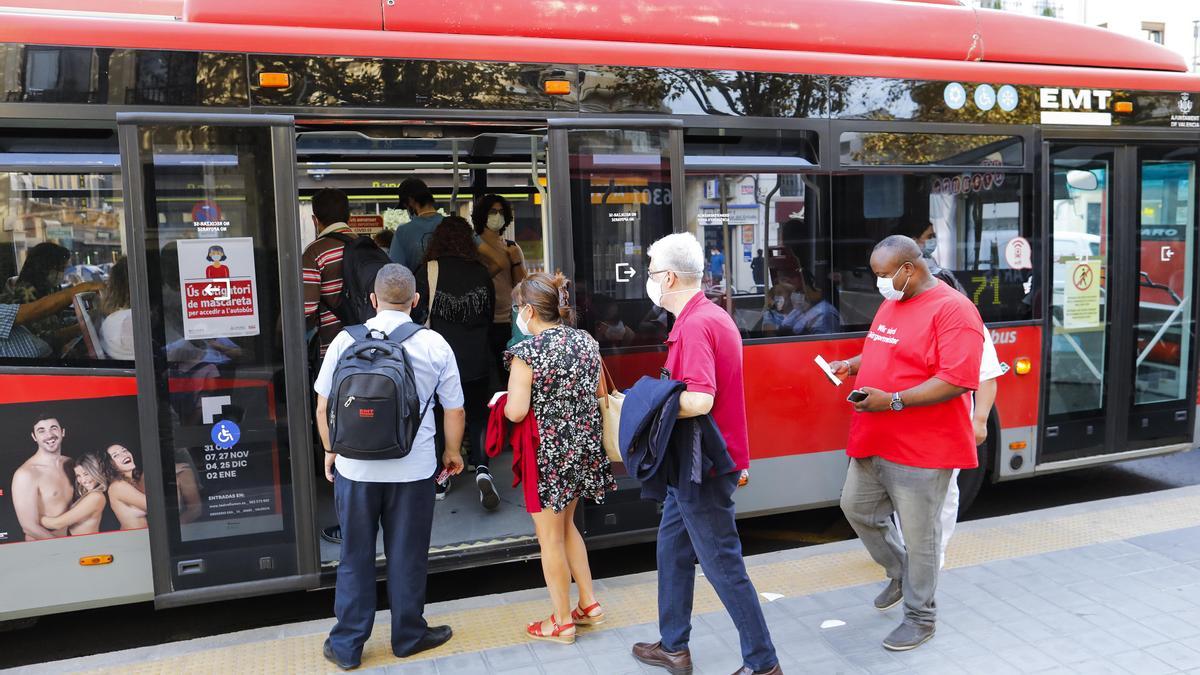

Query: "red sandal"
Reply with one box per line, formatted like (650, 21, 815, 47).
(526, 615, 576, 644)
(571, 601, 606, 626)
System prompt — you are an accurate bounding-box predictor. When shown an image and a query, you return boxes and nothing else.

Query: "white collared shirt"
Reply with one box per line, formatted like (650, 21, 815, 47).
(314, 310, 464, 483)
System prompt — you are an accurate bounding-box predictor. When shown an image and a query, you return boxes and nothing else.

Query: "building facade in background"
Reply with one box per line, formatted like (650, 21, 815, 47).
(973, 0, 1200, 72)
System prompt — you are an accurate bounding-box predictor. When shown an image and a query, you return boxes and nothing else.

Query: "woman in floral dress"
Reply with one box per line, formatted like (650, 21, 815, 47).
(505, 273, 616, 644)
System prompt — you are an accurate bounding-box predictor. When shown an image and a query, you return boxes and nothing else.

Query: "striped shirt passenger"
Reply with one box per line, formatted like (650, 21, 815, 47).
(303, 189, 354, 357)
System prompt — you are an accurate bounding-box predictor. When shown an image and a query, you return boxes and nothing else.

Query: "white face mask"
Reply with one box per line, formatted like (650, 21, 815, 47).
(773, 296, 786, 311)
(922, 237, 938, 258)
(486, 213, 506, 231)
(646, 269, 696, 308)
(877, 266, 911, 302)
(515, 305, 531, 335)
(790, 292, 807, 309)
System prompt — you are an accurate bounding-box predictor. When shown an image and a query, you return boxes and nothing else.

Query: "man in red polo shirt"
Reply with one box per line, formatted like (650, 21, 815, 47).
(631, 233, 780, 675)
(828, 235, 984, 652)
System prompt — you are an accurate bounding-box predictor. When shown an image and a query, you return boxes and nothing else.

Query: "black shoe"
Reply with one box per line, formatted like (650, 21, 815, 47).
(435, 476, 452, 501)
(323, 638, 359, 670)
(321, 525, 342, 544)
(477, 469, 500, 511)
(396, 625, 453, 657)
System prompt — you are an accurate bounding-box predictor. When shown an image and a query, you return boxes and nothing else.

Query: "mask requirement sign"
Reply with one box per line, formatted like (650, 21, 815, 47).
(178, 237, 260, 339)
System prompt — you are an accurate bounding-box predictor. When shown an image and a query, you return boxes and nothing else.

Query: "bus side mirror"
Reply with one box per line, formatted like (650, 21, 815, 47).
(1065, 169, 1099, 191)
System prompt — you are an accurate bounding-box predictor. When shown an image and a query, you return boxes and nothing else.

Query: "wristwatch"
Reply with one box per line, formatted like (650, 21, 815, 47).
(890, 392, 905, 412)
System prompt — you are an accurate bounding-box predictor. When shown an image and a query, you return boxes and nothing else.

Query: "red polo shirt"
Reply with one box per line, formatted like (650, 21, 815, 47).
(664, 292, 750, 471)
(848, 281, 985, 469)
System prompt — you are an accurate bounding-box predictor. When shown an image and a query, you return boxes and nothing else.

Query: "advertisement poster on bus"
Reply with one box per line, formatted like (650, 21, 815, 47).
(1064, 260, 1101, 329)
(170, 383, 284, 543)
(177, 237, 260, 340)
(0, 385, 143, 545)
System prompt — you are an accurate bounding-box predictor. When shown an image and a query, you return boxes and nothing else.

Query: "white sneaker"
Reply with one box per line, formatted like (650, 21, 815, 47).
(435, 476, 451, 501)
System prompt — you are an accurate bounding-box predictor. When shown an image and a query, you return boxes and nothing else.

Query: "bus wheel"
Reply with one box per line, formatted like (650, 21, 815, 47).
(955, 412, 997, 516)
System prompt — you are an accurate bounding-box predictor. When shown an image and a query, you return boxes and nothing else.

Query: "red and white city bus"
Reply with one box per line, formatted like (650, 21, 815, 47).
(0, 0, 1198, 623)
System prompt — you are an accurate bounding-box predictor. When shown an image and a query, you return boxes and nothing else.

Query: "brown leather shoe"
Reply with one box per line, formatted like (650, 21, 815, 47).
(731, 665, 783, 675)
(632, 641, 693, 675)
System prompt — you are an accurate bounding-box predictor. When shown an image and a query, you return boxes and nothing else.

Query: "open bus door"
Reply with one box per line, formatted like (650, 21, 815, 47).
(117, 114, 318, 607)
(545, 119, 684, 538)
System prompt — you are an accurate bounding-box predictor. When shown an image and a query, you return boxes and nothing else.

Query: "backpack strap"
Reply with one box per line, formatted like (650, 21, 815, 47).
(386, 322, 424, 345)
(344, 324, 371, 342)
(324, 230, 357, 245)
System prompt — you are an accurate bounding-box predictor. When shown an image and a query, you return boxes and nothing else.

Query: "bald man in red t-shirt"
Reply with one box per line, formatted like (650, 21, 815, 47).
(828, 236, 984, 653)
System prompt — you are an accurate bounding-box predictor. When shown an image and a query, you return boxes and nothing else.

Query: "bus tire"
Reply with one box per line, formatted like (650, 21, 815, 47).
(955, 409, 997, 517)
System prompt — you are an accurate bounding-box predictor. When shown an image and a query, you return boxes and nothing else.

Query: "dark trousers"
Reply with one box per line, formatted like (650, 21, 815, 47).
(328, 471, 436, 664)
(487, 321, 511, 385)
(657, 473, 778, 671)
(434, 377, 491, 470)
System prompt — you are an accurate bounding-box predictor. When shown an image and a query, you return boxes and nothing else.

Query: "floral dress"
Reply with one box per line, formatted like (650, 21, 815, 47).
(507, 325, 616, 512)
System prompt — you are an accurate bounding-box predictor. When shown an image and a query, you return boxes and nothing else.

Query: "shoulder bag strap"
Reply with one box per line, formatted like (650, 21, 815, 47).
(425, 260, 439, 328)
(598, 358, 614, 398)
(345, 324, 370, 342)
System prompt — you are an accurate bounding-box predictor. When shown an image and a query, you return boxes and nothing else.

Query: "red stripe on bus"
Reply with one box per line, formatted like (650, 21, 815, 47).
(0, 374, 136, 404)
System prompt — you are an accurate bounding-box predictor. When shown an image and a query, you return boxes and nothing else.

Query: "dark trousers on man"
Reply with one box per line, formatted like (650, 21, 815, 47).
(328, 471, 436, 664)
(657, 473, 778, 672)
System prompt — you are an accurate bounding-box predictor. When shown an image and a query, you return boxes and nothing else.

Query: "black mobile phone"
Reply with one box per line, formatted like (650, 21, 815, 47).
(846, 389, 868, 403)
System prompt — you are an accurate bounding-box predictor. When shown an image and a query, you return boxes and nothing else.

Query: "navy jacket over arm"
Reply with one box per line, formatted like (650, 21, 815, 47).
(619, 376, 738, 502)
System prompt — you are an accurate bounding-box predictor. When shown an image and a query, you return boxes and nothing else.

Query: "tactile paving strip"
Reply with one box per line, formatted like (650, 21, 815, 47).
(76, 487, 1200, 674)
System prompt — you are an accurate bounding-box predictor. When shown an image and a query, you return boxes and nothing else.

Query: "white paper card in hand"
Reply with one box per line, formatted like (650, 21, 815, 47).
(814, 355, 843, 386)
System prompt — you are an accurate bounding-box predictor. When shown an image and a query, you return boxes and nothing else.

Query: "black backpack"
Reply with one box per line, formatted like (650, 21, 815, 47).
(328, 323, 432, 460)
(325, 231, 391, 326)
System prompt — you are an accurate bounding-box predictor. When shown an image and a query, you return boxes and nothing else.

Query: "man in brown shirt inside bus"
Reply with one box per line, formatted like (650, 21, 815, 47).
(303, 188, 353, 358)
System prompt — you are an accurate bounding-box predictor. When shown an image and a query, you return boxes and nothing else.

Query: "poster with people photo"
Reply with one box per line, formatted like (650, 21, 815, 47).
(0, 392, 144, 544)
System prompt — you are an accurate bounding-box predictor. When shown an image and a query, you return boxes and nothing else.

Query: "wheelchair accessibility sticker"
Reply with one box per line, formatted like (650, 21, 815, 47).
(211, 420, 241, 450)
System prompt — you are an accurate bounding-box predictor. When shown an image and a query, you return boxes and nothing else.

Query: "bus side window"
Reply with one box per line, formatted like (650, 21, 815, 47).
(830, 172, 1036, 330)
(0, 164, 131, 366)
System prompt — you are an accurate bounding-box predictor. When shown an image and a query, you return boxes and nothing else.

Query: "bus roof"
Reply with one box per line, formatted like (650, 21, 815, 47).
(1, 0, 1198, 92)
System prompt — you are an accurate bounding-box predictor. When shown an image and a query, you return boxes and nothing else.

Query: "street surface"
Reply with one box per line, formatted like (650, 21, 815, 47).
(2, 448, 1197, 669)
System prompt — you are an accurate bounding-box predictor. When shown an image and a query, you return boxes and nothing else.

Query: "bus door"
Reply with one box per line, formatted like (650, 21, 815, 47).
(1041, 141, 1200, 466)
(546, 119, 683, 537)
(117, 114, 318, 607)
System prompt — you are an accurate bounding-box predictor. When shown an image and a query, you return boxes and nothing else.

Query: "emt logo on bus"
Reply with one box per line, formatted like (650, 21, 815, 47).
(1039, 88, 1113, 111)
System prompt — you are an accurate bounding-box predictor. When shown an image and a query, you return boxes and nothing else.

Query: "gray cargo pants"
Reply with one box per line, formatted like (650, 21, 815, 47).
(840, 456, 953, 627)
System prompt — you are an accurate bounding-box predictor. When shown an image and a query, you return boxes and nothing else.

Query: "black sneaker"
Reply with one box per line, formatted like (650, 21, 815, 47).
(477, 469, 500, 511)
(321, 525, 342, 544)
(435, 475, 451, 501)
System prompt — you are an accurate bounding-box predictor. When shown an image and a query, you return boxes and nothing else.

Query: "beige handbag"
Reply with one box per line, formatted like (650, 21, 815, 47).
(424, 260, 439, 328)
(598, 360, 625, 463)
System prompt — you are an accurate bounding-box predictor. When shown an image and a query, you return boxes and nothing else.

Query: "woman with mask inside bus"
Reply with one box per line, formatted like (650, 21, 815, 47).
(40, 452, 108, 535)
(104, 443, 147, 530)
(505, 273, 615, 644)
(473, 195, 527, 379)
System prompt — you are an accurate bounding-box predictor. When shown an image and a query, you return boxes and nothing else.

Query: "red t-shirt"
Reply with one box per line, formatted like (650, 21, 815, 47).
(206, 265, 230, 279)
(847, 281, 985, 469)
(664, 293, 750, 471)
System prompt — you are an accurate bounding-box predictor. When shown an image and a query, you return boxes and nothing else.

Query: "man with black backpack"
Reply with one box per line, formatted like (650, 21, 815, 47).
(314, 263, 466, 670)
(303, 188, 391, 358)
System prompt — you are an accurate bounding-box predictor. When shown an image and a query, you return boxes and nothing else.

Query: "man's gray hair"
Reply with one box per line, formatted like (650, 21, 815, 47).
(374, 263, 415, 305)
(647, 232, 705, 279)
(873, 234, 922, 260)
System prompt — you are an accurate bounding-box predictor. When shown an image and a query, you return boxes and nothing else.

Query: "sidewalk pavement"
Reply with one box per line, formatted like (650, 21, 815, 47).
(13, 484, 1200, 674)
